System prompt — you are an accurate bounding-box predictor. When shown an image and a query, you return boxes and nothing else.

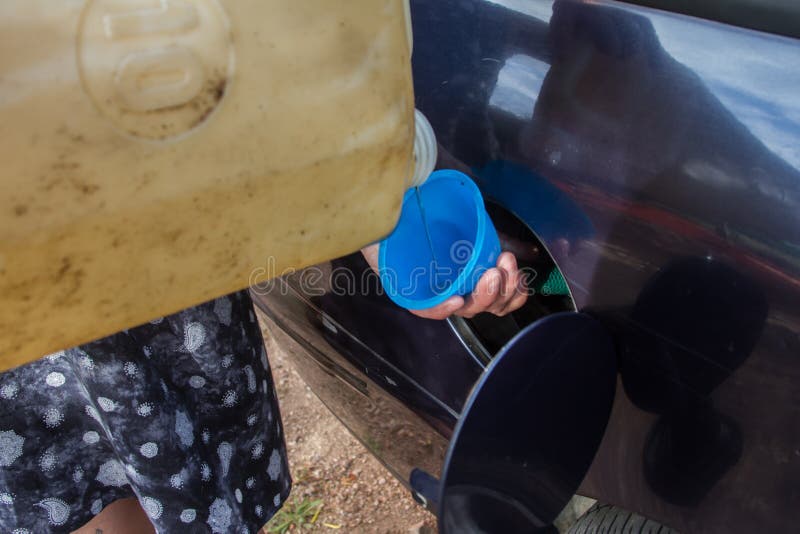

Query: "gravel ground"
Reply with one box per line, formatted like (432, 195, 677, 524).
(258, 317, 437, 534)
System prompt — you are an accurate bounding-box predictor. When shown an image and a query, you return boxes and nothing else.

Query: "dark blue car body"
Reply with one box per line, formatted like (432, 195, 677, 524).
(253, 1, 800, 531)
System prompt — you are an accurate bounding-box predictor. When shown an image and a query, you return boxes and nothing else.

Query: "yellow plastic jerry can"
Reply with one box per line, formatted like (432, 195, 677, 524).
(0, 0, 415, 369)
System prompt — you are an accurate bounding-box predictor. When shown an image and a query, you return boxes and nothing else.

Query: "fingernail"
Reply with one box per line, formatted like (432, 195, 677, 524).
(488, 272, 500, 294)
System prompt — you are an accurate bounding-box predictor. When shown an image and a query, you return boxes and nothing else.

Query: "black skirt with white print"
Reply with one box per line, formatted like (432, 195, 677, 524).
(0, 290, 291, 533)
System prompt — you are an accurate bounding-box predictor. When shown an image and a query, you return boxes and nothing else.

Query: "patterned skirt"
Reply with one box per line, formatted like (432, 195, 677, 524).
(0, 290, 291, 533)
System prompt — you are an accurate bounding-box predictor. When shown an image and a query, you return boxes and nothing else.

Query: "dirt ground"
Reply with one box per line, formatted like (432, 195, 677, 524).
(256, 314, 594, 534)
(258, 317, 437, 534)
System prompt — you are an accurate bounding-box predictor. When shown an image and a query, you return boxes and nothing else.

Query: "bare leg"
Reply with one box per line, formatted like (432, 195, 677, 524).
(71, 498, 155, 534)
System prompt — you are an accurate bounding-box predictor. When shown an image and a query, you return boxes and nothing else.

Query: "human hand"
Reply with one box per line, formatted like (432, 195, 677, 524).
(361, 244, 528, 320)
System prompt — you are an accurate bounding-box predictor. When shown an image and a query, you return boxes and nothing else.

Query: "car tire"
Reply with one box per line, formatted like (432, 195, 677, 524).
(566, 503, 679, 534)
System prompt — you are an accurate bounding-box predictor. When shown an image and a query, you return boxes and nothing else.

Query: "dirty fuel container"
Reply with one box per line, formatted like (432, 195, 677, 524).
(0, 0, 415, 369)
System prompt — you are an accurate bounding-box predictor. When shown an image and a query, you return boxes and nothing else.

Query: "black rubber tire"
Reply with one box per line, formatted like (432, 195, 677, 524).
(566, 503, 679, 534)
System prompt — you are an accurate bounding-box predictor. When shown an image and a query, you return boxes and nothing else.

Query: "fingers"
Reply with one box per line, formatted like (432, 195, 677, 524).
(496, 252, 528, 314)
(409, 252, 530, 320)
(409, 295, 465, 320)
(455, 252, 528, 318)
(496, 250, 517, 272)
(501, 282, 529, 315)
(497, 251, 520, 299)
(455, 268, 504, 318)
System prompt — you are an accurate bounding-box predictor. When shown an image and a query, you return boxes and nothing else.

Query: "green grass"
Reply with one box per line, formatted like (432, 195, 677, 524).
(265, 497, 324, 533)
(363, 434, 383, 455)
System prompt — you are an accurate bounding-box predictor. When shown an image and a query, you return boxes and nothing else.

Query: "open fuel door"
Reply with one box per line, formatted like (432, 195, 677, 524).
(438, 312, 617, 533)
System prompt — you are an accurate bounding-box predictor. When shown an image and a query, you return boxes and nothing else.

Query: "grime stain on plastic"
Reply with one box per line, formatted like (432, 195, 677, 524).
(0, 0, 415, 368)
